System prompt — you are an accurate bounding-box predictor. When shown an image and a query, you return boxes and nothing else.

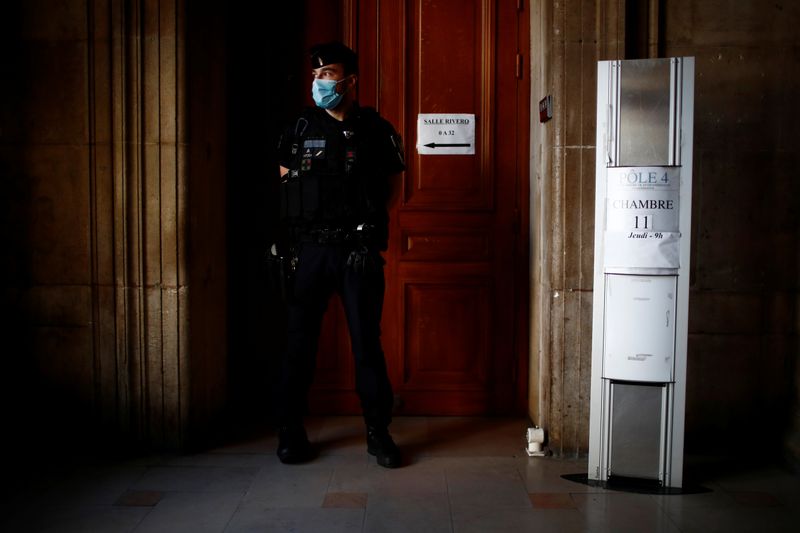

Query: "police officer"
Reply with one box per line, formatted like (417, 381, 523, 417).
(275, 42, 405, 468)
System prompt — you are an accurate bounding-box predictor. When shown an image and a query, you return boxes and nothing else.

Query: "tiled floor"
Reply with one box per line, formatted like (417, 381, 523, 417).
(3, 416, 800, 532)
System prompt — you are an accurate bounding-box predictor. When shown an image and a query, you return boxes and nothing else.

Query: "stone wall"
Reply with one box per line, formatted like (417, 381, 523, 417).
(1, 0, 97, 442)
(530, 0, 800, 461)
(664, 0, 799, 459)
(0, 0, 228, 451)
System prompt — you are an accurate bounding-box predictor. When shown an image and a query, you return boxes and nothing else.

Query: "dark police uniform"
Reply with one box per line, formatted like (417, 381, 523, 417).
(276, 103, 405, 431)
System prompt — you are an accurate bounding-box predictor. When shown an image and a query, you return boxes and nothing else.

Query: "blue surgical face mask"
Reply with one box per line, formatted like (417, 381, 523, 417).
(311, 76, 350, 109)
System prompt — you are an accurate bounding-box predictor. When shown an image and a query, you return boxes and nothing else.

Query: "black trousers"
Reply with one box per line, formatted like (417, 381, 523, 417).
(278, 243, 394, 429)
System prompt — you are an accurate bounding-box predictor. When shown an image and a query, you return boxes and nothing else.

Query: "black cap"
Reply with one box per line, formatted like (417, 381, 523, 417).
(310, 41, 358, 74)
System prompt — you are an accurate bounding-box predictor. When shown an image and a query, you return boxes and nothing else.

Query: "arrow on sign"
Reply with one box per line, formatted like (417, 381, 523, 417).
(423, 142, 471, 148)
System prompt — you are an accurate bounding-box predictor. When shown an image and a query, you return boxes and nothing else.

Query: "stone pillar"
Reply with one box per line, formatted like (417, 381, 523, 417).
(529, 0, 625, 456)
(88, 0, 199, 448)
(0, 0, 226, 450)
(89, 0, 227, 448)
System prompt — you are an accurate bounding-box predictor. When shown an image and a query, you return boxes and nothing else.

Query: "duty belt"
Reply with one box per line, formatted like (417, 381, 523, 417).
(301, 227, 355, 244)
(299, 224, 376, 245)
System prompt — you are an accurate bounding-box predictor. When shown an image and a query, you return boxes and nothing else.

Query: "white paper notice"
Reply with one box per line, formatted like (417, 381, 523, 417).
(604, 167, 681, 270)
(416, 113, 475, 155)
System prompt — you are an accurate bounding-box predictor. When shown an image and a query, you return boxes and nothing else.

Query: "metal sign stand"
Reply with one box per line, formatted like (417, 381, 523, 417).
(588, 57, 694, 489)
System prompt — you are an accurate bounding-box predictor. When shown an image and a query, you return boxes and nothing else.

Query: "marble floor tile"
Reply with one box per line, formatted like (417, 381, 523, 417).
(452, 505, 586, 533)
(446, 460, 532, 510)
(570, 492, 682, 532)
(529, 492, 577, 509)
(329, 460, 448, 495)
(4, 417, 800, 533)
(133, 491, 242, 533)
(132, 465, 258, 494)
(363, 491, 451, 533)
(2, 504, 149, 533)
(243, 464, 333, 508)
(322, 491, 368, 508)
(224, 502, 364, 533)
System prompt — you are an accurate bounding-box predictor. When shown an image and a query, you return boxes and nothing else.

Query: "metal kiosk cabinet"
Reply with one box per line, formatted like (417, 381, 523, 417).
(588, 58, 694, 489)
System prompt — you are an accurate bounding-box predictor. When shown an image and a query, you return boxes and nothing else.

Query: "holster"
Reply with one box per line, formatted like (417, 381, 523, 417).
(346, 245, 386, 275)
(265, 246, 296, 302)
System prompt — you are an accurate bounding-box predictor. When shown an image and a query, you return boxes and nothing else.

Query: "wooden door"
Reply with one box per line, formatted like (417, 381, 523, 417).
(308, 0, 529, 415)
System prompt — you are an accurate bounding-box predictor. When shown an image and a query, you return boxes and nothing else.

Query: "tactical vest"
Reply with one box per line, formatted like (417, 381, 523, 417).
(279, 106, 393, 246)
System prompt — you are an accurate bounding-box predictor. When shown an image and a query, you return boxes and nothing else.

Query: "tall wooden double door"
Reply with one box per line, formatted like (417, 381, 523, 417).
(304, 0, 530, 415)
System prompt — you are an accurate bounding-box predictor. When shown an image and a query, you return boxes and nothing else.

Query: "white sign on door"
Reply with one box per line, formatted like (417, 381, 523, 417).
(416, 113, 475, 155)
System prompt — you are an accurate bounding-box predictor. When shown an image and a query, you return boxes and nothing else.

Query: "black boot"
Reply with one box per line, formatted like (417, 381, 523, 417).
(367, 426, 401, 468)
(277, 425, 312, 464)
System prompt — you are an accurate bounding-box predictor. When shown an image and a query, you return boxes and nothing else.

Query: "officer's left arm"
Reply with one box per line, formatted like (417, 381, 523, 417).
(386, 125, 406, 176)
(382, 123, 406, 206)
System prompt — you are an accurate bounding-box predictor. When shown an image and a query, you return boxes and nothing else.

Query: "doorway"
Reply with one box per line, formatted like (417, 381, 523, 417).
(225, 0, 530, 422)
(306, 0, 531, 416)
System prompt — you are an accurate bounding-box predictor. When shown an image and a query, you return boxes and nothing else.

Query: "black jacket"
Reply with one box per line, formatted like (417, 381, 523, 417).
(277, 105, 405, 249)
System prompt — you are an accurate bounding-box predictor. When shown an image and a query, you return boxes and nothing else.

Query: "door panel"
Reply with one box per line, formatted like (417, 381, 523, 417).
(403, 281, 490, 388)
(407, 0, 493, 211)
(307, 0, 529, 415)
